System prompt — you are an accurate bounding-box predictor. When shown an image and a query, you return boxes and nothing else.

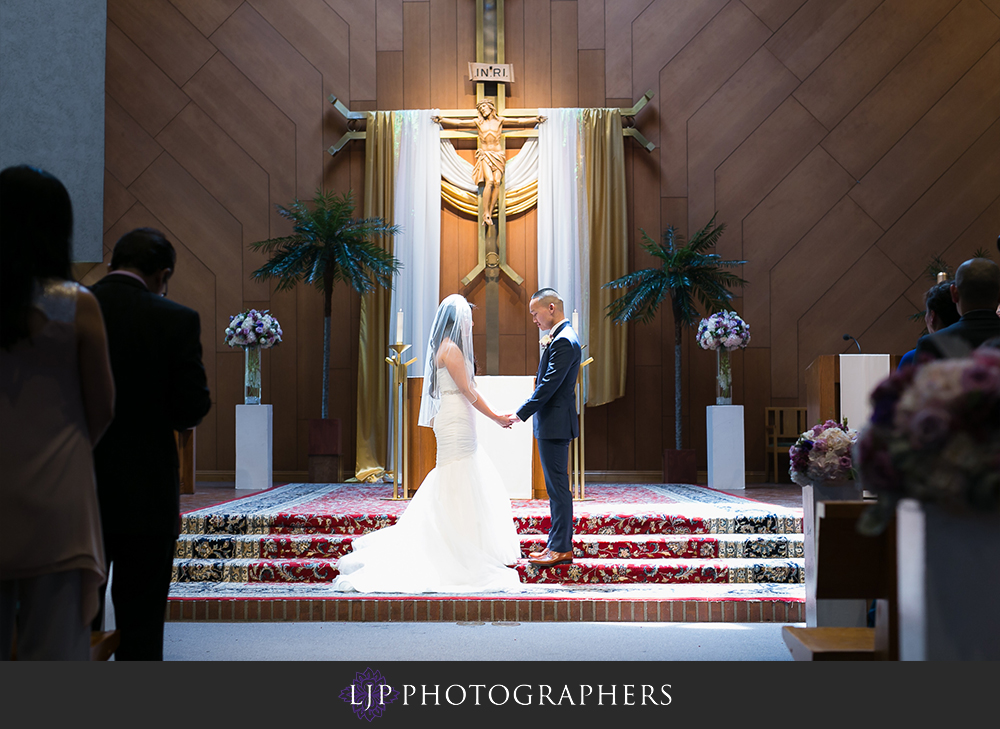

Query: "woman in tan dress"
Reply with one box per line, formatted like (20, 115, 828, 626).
(0, 166, 115, 660)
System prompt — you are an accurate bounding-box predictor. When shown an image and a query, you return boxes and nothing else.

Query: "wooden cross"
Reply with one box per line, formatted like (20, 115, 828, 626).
(327, 0, 654, 374)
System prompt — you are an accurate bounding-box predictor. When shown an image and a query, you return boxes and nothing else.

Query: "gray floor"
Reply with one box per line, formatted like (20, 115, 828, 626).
(163, 620, 799, 661)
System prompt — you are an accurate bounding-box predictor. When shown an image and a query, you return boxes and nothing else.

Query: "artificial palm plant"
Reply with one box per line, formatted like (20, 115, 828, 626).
(603, 213, 747, 449)
(250, 190, 401, 418)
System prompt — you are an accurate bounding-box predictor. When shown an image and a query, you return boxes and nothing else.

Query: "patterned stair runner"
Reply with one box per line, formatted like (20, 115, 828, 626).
(170, 483, 805, 601)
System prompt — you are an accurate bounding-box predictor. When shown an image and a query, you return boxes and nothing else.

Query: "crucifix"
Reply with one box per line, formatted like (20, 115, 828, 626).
(327, 0, 655, 375)
(433, 0, 535, 374)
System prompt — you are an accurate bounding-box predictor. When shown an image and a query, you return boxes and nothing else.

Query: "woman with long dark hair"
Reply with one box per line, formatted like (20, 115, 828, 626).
(0, 165, 115, 660)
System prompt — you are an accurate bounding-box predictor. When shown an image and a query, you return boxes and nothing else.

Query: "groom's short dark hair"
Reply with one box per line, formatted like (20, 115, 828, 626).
(531, 288, 563, 305)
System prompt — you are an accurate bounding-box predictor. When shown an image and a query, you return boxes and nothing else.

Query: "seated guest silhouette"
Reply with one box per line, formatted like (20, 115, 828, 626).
(898, 280, 960, 369)
(915, 258, 1000, 361)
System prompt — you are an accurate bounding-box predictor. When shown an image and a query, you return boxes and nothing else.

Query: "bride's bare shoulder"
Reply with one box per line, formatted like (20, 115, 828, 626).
(436, 338, 458, 366)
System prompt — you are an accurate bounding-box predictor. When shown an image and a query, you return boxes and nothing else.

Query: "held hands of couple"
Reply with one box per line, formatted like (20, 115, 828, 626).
(494, 413, 519, 429)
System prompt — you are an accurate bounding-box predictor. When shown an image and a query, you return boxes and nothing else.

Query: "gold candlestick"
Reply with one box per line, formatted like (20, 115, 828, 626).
(573, 351, 594, 502)
(384, 343, 418, 500)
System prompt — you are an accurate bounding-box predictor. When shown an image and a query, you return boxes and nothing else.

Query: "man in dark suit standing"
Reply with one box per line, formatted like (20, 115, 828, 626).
(915, 258, 1000, 361)
(90, 228, 211, 660)
(507, 289, 582, 567)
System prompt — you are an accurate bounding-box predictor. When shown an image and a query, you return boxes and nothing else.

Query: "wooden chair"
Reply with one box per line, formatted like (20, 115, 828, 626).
(764, 407, 808, 483)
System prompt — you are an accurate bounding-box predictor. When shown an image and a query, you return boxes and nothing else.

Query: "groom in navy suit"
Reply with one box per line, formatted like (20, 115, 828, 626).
(506, 288, 582, 567)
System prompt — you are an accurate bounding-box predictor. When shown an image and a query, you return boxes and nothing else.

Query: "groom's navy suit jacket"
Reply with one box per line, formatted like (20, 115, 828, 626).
(517, 320, 581, 439)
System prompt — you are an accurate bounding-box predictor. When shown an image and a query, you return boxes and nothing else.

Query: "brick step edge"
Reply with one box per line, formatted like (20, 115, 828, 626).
(166, 596, 805, 624)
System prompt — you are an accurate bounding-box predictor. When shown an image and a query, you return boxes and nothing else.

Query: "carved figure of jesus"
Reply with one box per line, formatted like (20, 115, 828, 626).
(432, 99, 545, 227)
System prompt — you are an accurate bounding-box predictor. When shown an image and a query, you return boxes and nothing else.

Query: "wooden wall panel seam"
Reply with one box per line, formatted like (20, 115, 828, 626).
(867, 117, 1000, 243)
(819, 4, 1000, 181)
(841, 39, 1000, 190)
(792, 0, 964, 129)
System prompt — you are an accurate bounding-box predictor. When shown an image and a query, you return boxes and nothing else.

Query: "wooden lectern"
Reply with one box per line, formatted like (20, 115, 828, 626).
(806, 355, 901, 428)
(805, 355, 839, 428)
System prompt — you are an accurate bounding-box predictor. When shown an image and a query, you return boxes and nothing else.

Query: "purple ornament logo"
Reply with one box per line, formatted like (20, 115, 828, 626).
(339, 667, 400, 721)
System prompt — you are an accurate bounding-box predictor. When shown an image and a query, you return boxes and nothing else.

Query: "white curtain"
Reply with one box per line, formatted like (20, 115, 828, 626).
(386, 110, 441, 473)
(390, 109, 441, 373)
(537, 107, 589, 400)
(440, 138, 538, 193)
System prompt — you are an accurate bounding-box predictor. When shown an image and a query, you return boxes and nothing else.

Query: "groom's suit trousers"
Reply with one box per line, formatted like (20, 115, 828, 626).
(537, 437, 573, 552)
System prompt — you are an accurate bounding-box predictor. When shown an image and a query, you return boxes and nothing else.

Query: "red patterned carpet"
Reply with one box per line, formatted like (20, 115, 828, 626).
(168, 482, 806, 622)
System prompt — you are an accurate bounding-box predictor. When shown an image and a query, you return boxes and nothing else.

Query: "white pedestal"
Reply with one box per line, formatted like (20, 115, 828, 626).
(897, 499, 1000, 660)
(474, 376, 535, 499)
(706, 405, 744, 490)
(802, 482, 868, 628)
(839, 354, 889, 429)
(236, 404, 272, 490)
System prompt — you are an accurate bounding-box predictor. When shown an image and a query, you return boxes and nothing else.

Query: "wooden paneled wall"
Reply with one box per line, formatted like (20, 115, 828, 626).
(92, 0, 1000, 479)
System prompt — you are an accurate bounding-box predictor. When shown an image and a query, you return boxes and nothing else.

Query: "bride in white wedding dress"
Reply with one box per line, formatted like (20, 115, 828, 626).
(332, 294, 523, 593)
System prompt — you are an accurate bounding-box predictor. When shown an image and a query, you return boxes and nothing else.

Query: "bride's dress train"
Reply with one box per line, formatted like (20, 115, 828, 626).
(333, 368, 522, 593)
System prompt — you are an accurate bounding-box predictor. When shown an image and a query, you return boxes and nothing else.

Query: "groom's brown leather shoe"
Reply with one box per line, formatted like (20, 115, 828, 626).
(529, 550, 573, 567)
(528, 547, 550, 560)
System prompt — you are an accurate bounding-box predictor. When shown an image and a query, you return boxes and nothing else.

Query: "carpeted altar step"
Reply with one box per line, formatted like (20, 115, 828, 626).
(168, 482, 806, 623)
(171, 555, 802, 585)
(181, 508, 800, 537)
(174, 532, 803, 561)
(177, 482, 802, 537)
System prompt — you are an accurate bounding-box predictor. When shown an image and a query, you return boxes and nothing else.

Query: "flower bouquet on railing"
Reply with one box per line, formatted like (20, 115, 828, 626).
(697, 310, 750, 404)
(789, 419, 859, 488)
(225, 309, 283, 404)
(854, 347, 1000, 531)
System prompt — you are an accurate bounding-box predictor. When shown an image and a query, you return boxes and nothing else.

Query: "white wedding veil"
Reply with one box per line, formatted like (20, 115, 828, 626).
(417, 294, 477, 427)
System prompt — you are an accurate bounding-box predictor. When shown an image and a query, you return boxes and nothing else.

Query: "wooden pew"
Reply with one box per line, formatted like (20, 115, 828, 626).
(783, 500, 898, 660)
(90, 630, 120, 661)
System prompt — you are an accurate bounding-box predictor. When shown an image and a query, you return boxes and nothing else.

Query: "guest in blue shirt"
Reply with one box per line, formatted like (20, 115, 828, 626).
(898, 281, 960, 369)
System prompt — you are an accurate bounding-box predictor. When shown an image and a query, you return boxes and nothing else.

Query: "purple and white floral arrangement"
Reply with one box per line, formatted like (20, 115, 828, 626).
(790, 420, 859, 488)
(697, 310, 750, 351)
(224, 309, 283, 349)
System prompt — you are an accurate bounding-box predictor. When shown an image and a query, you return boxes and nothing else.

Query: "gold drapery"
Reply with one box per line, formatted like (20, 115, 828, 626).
(440, 179, 538, 218)
(583, 109, 628, 406)
(355, 111, 397, 482)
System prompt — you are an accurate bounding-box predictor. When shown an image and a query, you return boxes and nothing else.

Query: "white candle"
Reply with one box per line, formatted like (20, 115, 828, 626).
(572, 309, 578, 331)
(396, 310, 403, 344)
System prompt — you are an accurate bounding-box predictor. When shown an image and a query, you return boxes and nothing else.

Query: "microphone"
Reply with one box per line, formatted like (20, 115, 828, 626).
(843, 334, 861, 353)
